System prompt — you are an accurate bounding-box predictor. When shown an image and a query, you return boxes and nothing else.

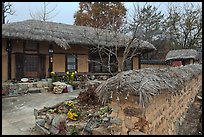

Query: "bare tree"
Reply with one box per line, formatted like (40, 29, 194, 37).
(165, 3, 202, 49)
(29, 2, 59, 21)
(2, 2, 15, 24)
(78, 3, 155, 75)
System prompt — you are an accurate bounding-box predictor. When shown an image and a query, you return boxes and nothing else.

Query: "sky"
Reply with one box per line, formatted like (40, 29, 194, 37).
(6, 2, 201, 25)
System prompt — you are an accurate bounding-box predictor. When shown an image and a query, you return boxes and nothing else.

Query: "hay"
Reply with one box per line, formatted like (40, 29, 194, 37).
(165, 49, 198, 61)
(95, 64, 202, 107)
(2, 20, 156, 53)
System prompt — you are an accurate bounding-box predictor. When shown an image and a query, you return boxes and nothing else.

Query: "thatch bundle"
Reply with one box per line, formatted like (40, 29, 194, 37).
(165, 49, 198, 61)
(95, 64, 202, 107)
(2, 20, 155, 53)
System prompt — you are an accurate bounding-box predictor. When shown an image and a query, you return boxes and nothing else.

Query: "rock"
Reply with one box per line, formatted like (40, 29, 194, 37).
(113, 132, 121, 135)
(36, 82, 43, 88)
(49, 126, 60, 135)
(92, 126, 111, 135)
(108, 124, 121, 135)
(42, 82, 49, 87)
(125, 117, 134, 129)
(128, 131, 146, 135)
(131, 117, 139, 122)
(110, 117, 122, 125)
(44, 87, 49, 92)
(45, 114, 54, 125)
(102, 117, 109, 122)
(51, 114, 66, 127)
(44, 123, 51, 129)
(27, 83, 33, 88)
(79, 130, 90, 135)
(36, 115, 46, 119)
(84, 118, 99, 133)
(36, 119, 45, 127)
(49, 114, 67, 134)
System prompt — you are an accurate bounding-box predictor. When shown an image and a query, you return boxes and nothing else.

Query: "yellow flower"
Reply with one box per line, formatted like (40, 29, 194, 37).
(74, 71, 77, 74)
(58, 109, 62, 113)
(51, 71, 55, 75)
(68, 111, 78, 121)
(66, 71, 69, 75)
(49, 109, 55, 113)
(66, 101, 74, 107)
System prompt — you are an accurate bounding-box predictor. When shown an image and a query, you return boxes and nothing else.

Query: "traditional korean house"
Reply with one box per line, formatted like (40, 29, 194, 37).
(165, 49, 198, 67)
(2, 20, 155, 82)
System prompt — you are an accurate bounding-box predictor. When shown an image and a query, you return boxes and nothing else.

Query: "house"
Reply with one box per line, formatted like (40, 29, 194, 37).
(165, 49, 198, 67)
(2, 20, 155, 82)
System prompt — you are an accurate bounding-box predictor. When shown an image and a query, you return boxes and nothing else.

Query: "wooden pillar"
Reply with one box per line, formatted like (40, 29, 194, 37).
(138, 54, 141, 69)
(6, 39, 12, 80)
(48, 44, 53, 77)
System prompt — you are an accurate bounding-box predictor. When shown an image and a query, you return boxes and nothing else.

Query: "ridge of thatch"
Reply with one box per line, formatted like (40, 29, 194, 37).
(165, 49, 198, 61)
(2, 20, 156, 52)
(95, 64, 202, 107)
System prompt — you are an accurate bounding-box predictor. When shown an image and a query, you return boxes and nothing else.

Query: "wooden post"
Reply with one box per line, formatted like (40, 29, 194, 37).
(48, 44, 53, 77)
(6, 39, 12, 80)
(138, 54, 141, 69)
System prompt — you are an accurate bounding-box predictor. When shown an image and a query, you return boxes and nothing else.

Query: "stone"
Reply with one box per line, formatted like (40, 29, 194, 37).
(36, 119, 45, 127)
(92, 126, 111, 135)
(44, 123, 51, 129)
(44, 87, 49, 92)
(49, 126, 60, 135)
(27, 83, 33, 88)
(131, 116, 139, 122)
(37, 82, 43, 88)
(36, 115, 46, 119)
(35, 122, 51, 135)
(113, 132, 121, 135)
(102, 117, 109, 122)
(42, 82, 49, 87)
(128, 131, 146, 135)
(49, 114, 67, 134)
(79, 130, 90, 135)
(45, 114, 54, 124)
(84, 118, 99, 133)
(110, 117, 122, 125)
(51, 114, 66, 126)
(109, 124, 122, 135)
(125, 117, 134, 129)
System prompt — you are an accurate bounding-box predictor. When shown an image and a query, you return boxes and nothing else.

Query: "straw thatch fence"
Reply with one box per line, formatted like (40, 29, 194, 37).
(95, 64, 202, 107)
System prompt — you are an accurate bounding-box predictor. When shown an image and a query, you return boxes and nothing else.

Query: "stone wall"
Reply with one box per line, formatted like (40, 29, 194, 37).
(108, 74, 202, 135)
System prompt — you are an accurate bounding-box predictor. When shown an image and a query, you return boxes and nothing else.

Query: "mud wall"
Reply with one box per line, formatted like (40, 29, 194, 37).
(109, 73, 202, 135)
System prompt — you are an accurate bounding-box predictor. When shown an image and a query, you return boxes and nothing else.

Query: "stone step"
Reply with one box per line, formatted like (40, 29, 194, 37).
(27, 88, 44, 93)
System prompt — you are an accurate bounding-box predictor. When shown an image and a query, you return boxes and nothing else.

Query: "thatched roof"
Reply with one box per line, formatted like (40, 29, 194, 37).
(165, 49, 198, 61)
(95, 64, 202, 107)
(2, 20, 156, 53)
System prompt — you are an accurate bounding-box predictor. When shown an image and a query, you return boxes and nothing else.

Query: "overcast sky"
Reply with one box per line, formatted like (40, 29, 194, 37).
(6, 2, 201, 25)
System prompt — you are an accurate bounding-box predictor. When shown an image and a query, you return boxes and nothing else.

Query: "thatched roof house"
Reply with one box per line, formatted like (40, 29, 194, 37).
(2, 20, 155, 52)
(165, 49, 198, 61)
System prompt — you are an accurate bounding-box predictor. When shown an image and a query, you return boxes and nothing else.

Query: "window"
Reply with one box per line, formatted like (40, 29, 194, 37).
(67, 54, 77, 72)
(25, 41, 38, 51)
(124, 58, 133, 71)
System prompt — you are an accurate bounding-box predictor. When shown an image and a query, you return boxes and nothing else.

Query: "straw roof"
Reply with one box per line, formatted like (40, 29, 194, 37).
(95, 64, 202, 107)
(2, 20, 156, 53)
(165, 49, 198, 61)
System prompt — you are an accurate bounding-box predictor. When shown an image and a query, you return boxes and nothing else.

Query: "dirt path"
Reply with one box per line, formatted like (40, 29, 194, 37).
(178, 93, 202, 135)
(2, 91, 81, 135)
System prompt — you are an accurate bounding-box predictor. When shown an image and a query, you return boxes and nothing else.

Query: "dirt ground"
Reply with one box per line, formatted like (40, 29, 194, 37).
(178, 97, 202, 135)
(2, 90, 81, 135)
